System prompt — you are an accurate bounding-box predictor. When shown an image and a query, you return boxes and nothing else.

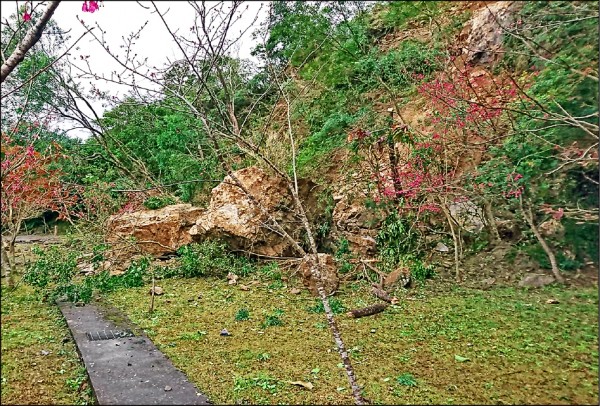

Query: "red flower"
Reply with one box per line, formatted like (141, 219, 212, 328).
(23, 12, 31, 21)
(82, 1, 99, 13)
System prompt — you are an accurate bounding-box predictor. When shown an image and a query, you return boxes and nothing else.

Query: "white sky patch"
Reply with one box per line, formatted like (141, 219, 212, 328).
(1, 1, 269, 139)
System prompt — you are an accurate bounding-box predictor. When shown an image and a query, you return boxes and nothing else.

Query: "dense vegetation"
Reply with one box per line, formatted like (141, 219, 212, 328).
(1, 1, 598, 404)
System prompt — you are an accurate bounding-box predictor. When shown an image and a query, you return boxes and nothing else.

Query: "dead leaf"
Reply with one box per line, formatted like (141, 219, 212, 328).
(390, 297, 399, 305)
(290, 288, 301, 295)
(289, 381, 314, 390)
(546, 298, 560, 304)
(149, 286, 163, 295)
(239, 285, 250, 291)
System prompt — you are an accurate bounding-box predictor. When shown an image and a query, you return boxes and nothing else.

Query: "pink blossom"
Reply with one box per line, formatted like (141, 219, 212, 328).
(82, 1, 99, 13)
(552, 208, 564, 220)
(23, 12, 31, 21)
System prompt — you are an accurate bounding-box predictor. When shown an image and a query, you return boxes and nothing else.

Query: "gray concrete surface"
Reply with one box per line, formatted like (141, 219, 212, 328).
(58, 301, 211, 405)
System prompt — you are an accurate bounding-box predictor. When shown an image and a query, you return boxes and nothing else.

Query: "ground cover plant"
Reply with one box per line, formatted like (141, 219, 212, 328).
(1, 283, 94, 405)
(104, 275, 598, 405)
(1, 1, 598, 404)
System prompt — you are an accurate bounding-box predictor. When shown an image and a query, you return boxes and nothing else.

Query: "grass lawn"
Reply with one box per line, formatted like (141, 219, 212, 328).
(1, 284, 94, 405)
(104, 275, 599, 405)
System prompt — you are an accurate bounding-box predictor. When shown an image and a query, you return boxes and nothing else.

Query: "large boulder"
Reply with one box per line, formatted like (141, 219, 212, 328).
(463, 1, 521, 66)
(189, 167, 316, 257)
(298, 253, 339, 296)
(331, 194, 380, 257)
(106, 203, 204, 257)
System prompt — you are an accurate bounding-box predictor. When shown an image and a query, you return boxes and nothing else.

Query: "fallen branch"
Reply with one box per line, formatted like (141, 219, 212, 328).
(346, 303, 389, 318)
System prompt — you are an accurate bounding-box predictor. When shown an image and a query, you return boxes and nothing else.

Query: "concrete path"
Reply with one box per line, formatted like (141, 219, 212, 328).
(58, 301, 211, 405)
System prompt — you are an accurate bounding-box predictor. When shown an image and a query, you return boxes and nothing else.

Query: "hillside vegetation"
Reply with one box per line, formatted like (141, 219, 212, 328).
(1, 1, 598, 404)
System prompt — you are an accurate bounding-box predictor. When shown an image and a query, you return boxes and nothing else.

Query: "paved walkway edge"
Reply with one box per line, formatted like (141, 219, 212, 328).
(58, 301, 211, 405)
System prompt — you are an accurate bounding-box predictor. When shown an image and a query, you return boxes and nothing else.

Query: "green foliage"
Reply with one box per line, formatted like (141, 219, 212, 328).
(410, 258, 435, 283)
(23, 246, 83, 302)
(308, 297, 346, 314)
(262, 309, 284, 328)
(176, 241, 252, 278)
(235, 308, 250, 321)
(396, 372, 417, 387)
(352, 41, 444, 91)
(335, 238, 354, 274)
(143, 195, 176, 210)
(376, 212, 419, 269)
(23, 246, 148, 303)
(369, 1, 441, 35)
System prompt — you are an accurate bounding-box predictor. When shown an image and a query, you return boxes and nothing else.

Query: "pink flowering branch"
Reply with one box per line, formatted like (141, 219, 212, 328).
(1, 1, 61, 83)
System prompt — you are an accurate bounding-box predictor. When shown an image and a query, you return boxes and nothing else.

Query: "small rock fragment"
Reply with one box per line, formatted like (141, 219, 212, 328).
(164, 385, 172, 392)
(435, 242, 449, 252)
(220, 328, 231, 336)
(546, 298, 560, 304)
(239, 285, 250, 291)
(40, 350, 50, 356)
(290, 288, 301, 295)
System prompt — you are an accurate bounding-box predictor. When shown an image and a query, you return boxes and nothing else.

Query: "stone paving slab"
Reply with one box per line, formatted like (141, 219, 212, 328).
(58, 301, 211, 405)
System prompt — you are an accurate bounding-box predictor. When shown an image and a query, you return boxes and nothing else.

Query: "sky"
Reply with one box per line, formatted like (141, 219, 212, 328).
(1, 1, 269, 139)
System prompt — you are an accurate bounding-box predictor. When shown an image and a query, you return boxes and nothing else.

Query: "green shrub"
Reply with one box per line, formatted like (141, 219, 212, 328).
(396, 372, 417, 387)
(352, 41, 444, 91)
(177, 240, 252, 278)
(308, 297, 346, 314)
(143, 195, 176, 210)
(262, 309, 284, 328)
(235, 308, 250, 321)
(24, 246, 81, 302)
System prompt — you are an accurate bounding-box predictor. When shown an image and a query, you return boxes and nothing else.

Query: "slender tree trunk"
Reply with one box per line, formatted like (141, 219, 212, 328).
(519, 197, 564, 283)
(483, 198, 501, 242)
(440, 200, 461, 282)
(1, 1, 61, 83)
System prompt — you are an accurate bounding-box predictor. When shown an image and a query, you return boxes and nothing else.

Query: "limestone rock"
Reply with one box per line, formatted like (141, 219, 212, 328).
(106, 204, 203, 257)
(463, 1, 520, 66)
(298, 253, 339, 296)
(331, 195, 380, 256)
(518, 274, 555, 288)
(189, 167, 316, 257)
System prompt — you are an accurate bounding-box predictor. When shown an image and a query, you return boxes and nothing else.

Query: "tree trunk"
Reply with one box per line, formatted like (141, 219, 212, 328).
(520, 197, 564, 283)
(1, 1, 61, 83)
(483, 198, 501, 242)
(347, 303, 389, 318)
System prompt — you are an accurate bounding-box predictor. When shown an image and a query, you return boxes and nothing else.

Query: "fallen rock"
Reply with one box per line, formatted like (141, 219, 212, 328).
(435, 242, 450, 252)
(518, 274, 555, 288)
(106, 204, 204, 260)
(331, 195, 380, 257)
(298, 253, 339, 296)
(463, 1, 521, 66)
(189, 167, 318, 257)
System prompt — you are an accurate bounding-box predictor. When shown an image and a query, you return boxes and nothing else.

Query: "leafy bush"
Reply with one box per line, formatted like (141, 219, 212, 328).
(396, 372, 417, 387)
(143, 195, 176, 210)
(24, 246, 149, 303)
(177, 240, 253, 278)
(24, 246, 83, 302)
(352, 41, 444, 91)
(235, 308, 250, 321)
(262, 309, 284, 328)
(309, 297, 346, 314)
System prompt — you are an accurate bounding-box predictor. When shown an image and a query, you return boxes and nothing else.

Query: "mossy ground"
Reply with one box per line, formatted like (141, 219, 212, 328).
(104, 274, 598, 405)
(1, 284, 94, 405)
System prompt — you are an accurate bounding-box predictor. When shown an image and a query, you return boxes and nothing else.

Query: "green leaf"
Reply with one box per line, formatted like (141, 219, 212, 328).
(454, 355, 470, 363)
(311, 367, 320, 374)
